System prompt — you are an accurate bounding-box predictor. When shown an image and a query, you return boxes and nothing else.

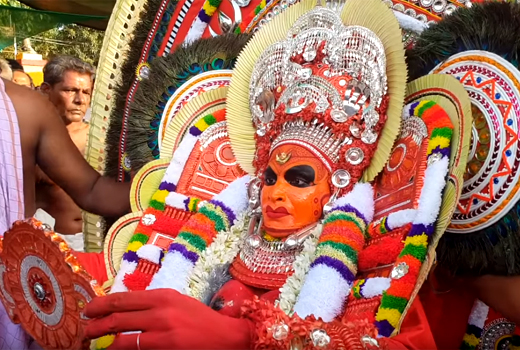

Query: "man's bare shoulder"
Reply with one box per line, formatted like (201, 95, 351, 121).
(68, 122, 90, 154)
(3, 78, 58, 125)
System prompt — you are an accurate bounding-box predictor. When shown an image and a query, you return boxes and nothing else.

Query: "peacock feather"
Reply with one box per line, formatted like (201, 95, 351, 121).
(407, 2, 520, 276)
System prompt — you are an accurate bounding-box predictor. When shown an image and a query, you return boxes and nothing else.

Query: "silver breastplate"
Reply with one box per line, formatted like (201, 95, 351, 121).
(239, 219, 317, 274)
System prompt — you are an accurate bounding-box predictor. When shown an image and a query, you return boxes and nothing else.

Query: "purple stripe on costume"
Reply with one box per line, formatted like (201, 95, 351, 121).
(331, 204, 367, 224)
(375, 319, 394, 337)
(429, 145, 450, 159)
(159, 250, 165, 263)
(123, 250, 139, 263)
(159, 182, 176, 192)
(209, 199, 236, 224)
(359, 279, 367, 296)
(408, 223, 434, 238)
(168, 243, 199, 264)
(311, 256, 355, 282)
(183, 197, 191, 211)
(409, 101, 420, 116)
(189, 126, 203, 136)
(198, 9, 211, 23)
(383, 218, 391, 232)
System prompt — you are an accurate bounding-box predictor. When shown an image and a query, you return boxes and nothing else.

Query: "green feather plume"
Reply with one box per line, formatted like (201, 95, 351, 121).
(407, 2, 520, 81)
(104, 0, 177, 179)
(126, 33, 251, 171)
(407, 2, 520, 276)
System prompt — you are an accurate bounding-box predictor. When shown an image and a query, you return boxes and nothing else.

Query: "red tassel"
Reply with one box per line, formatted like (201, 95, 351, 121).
(124, 260, 160, 291)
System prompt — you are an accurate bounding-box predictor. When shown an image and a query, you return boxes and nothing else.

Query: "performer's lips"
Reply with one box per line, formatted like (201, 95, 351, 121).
(265, 206, 290, 218)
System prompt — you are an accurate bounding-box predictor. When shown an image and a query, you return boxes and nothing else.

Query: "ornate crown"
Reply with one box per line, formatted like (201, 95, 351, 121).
(227, 0, 406, 186)
(245, 4, 392, 189)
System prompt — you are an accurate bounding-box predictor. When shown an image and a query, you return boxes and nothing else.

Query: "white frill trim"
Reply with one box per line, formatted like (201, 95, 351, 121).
(292, 264, 351, 322)
(146, 251, 195, 293)
(361, 277, 391, 298)
(414, 156, 449, 225)
(136, 244, 163, 264)
(212, 175, 250, 220)
(288, 184, 374, 321)
(277, 225, 321, 314)
(165, 192, 189, 209)
(393, 10, 429, 33)
(145, 176, 250, 295)
(163, 134, 198, 187)
(110, 259, 137, 293)
(188, 213, 248, 300)
(332, 182, 375, 222)
(468, 299, 490, 329)
(387, 209, 417, 230)
(185, 17, 207, 45)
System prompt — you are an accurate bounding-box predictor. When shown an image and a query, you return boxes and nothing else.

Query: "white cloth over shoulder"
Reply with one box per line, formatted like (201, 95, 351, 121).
(0, 78, 35, 350)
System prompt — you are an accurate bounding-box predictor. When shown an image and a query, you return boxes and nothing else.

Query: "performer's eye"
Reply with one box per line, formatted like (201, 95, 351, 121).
(285, 165, 315, 188)
(264, 167, 277, 186)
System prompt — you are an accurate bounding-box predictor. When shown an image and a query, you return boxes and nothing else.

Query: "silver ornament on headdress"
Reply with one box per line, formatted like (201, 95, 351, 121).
(249, 5, 387, 164)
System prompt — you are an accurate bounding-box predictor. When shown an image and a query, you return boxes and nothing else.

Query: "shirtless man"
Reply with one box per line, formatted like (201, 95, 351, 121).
(37, 56, 93, 236)
(0, 76, 130, 350)
(0, 59, 12, 80)
(12, 70, 34, 89)
(1, 77, 129, 231)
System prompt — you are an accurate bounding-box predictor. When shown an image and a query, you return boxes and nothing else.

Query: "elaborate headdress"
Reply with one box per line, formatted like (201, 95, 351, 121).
(227, 0, 407, 190)
(388, 0, 474, 48)
(407, 1, 520, 276)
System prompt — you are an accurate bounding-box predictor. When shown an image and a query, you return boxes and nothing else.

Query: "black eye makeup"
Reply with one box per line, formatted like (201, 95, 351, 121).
(284, 165, 315, 188)
(264, 166, 277, 186)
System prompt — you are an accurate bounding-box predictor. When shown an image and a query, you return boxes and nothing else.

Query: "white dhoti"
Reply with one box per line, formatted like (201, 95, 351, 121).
(33, 209, 85, 252)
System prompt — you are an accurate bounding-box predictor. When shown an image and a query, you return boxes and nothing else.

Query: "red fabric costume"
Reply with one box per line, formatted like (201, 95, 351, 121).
(77, 252, 437, 349)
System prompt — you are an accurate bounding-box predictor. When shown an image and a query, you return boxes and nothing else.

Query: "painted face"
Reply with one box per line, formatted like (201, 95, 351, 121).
(261, 144, 331, 238)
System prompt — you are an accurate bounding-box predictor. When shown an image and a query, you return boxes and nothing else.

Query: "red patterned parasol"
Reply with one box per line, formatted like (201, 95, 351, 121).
(0, 219, 104, 350)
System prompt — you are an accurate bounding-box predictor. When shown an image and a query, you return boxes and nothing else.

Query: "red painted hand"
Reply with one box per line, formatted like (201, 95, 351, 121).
(85, 289, 253, 349)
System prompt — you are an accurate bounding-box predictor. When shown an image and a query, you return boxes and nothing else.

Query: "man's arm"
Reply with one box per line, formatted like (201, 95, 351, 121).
(12, 81, 131, 217)
(37, 97, 130, 217)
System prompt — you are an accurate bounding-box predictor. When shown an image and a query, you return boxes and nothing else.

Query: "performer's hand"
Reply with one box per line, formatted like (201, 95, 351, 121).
(84, 289, 253, 349)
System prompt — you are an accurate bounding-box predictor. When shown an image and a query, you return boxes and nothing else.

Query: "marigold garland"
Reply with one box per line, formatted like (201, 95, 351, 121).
(144, 175, 250, 292)
(459, 299, 489, 350)
(375, 100, 453, 337)
(185, 0, 224, 43)
(311, 204, 368, 286)
(291, 183, 374, 321)
(112, 110, 226, 293)
(171, 201, 234, 263)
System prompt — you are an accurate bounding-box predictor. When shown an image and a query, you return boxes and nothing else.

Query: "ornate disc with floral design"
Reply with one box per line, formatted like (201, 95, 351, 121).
(0, 219, 104, 350)
(432, 51, 520, 233)
(480, 318, 516, 350)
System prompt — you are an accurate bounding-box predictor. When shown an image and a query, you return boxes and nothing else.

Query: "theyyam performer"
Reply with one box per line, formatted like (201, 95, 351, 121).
(90, 0, 465, 345)
(406, 2, 520, 348)
(0, 0, 474, 349)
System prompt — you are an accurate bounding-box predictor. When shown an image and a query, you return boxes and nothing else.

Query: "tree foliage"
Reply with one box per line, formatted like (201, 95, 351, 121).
(0, 0, 104, 66)
(0, 0, 21, 6)
(31, 25, 104, 66)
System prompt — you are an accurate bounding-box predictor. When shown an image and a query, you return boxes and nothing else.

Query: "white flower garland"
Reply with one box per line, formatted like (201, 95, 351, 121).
(186, 215, 322, 315)
(277, 224, 321, 315)
(188, 213, 249, 301)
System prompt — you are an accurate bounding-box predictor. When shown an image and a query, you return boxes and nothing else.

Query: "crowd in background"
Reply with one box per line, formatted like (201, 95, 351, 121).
(0, 58, 34, 89)
(0, 55, 95, 251)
